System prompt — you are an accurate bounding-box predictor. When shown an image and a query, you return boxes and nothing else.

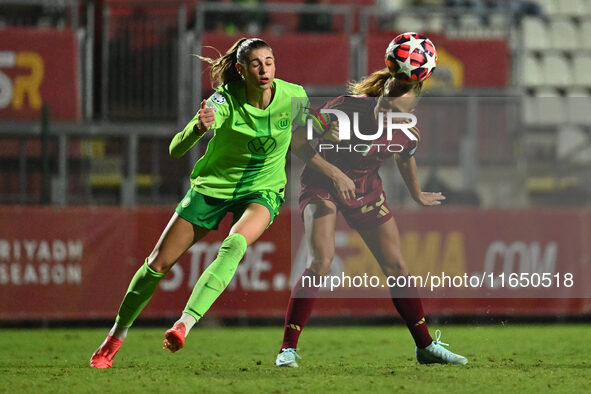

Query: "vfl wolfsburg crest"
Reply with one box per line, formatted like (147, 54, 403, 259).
(248, 136, 277, 155)
(276, 112, 290, 130)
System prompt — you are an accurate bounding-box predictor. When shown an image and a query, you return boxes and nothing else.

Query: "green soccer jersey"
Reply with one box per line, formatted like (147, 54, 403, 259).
(170, 78, 308, 200)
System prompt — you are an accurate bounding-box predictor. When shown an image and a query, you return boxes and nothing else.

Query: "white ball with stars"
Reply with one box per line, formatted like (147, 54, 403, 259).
(385, 32, 438, 84)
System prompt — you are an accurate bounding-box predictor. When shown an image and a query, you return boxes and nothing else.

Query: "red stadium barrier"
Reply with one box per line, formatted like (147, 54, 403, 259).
(367, 32, 510, 88)
(1, 206, 590, 321)
(201, 33, 350, 96)
(0, 28, 81, 121)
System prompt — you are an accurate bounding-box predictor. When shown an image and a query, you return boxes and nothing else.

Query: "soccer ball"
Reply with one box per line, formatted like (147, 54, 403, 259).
(385, 32, 438, 84)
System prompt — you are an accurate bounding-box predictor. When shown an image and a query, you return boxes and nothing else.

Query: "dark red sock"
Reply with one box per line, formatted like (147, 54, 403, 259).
(281, 269, 320, 350)
(390, 286, 433, 348)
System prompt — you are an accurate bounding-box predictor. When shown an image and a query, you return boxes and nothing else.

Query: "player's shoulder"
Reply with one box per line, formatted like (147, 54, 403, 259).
(323, 95, 346, 109)
(215, 82, 236, 100)
(209, 90, 228, 105)
(274, 78, 307, 96)
(325, 95, 374, 111)
(206, 83, 235, 112)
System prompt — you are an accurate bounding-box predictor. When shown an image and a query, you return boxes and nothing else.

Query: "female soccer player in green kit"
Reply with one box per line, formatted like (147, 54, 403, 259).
(90, 37, 309, 368)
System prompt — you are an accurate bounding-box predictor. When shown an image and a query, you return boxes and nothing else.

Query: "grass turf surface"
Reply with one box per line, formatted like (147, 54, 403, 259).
(0, 324, 589, 393)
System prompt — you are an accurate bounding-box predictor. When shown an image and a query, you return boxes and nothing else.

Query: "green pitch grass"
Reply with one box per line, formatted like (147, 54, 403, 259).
(0, 324, 589, 393)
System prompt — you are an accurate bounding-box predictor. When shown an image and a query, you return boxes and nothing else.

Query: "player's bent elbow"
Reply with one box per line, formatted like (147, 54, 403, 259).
(394, 153, 409, 164)
(169, 144, 185, 158)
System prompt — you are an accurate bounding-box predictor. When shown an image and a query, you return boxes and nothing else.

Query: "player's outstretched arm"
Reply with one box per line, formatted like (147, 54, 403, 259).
(291, 126, 356, 201)
(395, 155, 445, 206)
(169, 100, 214, 158)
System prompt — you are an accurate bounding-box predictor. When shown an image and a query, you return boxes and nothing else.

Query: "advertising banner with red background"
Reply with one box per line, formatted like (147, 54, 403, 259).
(0, 28, 80, 121)
(201, 33, 350, 96)
(1, 206, 589, 321)
(367, 32, 510, 89)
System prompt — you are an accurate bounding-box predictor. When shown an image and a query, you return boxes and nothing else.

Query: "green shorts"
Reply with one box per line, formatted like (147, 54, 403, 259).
(175, 188, 284, 230)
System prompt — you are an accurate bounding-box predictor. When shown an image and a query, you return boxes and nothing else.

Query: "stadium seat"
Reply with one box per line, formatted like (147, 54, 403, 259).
(394, 16, 426, 33)
(542, 54, 573, 87)
(580, 19, 591, 50)
(459, 14, 481, 28)
(549, 18, 578, 50)
(522, 88, 563, 126)
(554, 0, 587, 16)
(575, 0, 589, 15)
(523, 54, 544, 88)
(532, 0, 559, 15)
(458, 14, 484, 36)
(535, 87, 561, 97)
(523, 17, 549, 51)
(535, 87, 566, 125)
(567, 88, 591, 97)
(374, 0, 406, 12)
(572, 54, 591, 86)
(488, 13, 509, 30)
(425, 14, 445, 33)
(566, 89, 591, 125)
(556, 126, 591, 163)
(522, 95, 538, 125)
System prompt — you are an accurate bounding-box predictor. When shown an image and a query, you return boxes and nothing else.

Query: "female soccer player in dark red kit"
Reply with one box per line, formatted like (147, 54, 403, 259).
(275, 33, 468, 368)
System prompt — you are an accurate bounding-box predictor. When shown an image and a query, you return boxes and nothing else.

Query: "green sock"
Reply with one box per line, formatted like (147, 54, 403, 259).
(115, 260, 165, 328)
(184, 233, 247, 321)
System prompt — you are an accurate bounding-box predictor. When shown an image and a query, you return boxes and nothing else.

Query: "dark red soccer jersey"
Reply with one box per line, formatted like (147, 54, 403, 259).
(300, 95, 419, 208)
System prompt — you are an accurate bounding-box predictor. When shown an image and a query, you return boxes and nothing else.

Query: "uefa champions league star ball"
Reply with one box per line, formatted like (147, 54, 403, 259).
(385, 32, 438, 84)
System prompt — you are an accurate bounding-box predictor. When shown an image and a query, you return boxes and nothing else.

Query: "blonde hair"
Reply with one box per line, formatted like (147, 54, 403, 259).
(198, 38, 272, 89)
(348, 68, 423, 97)
(347, 68, 392, 97)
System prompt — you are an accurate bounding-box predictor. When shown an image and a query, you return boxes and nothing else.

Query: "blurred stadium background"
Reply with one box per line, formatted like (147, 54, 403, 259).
(0, 0, 590, 325)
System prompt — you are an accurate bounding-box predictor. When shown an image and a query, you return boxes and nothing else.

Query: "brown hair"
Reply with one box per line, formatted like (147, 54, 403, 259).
(198, 38, 272, 89)
(348, 67, 423, 98)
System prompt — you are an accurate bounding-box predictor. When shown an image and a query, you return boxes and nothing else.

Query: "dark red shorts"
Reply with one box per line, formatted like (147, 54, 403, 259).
(299, 186, 393, 230)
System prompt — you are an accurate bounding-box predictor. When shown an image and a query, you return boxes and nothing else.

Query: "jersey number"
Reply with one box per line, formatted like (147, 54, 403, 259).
(361, 193, 386, 214)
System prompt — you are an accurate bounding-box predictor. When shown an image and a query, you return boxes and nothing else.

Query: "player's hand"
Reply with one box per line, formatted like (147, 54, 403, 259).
(415, 192, 445, 207)
(331, 170, 356, 201)
(323, 121, 341, 142)
(196, 99, 215, 135)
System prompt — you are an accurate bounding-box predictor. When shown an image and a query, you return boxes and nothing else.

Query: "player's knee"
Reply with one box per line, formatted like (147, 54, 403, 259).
(309, 256, 333, 276)
(380, 255, 409, 277)
(147, 252, 175, 274)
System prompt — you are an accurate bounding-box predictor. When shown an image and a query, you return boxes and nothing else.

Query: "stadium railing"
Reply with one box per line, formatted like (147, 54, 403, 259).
(0, 0, 80, 29)
(0, 121, 182, 207)
(100, 1, 188, 123)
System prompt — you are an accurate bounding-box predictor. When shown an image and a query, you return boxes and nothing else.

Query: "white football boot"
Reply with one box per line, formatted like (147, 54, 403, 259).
(275, 348, 301, 368)
(416, 330, 468, 365)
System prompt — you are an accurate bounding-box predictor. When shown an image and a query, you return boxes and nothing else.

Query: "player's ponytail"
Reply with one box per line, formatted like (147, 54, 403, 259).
(348, 68, 424, 98)
(198, 37, 272, 89)
(347, 68, 392, 97)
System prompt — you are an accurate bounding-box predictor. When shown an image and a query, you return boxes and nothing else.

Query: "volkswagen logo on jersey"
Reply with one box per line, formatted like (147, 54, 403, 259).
(248, 136, 277, 155)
